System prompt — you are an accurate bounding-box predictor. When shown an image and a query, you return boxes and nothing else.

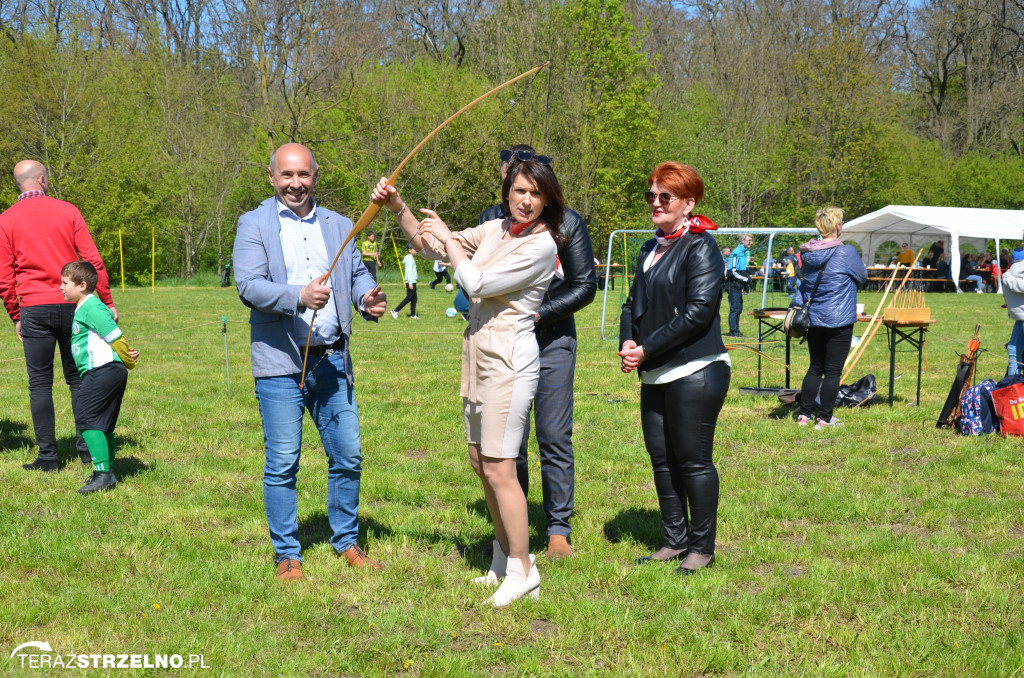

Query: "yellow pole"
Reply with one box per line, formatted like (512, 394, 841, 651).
(118, 229, 125, 292)
(391, 237, 406, 285)
(151, 226, 155, 293)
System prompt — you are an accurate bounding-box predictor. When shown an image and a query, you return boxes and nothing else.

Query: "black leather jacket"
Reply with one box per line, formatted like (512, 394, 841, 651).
(478, 204, 597, 335)
(619, 231, 727, 372)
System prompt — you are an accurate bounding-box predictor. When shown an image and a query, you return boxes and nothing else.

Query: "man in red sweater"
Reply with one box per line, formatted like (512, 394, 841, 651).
(0, 160, 116, 472)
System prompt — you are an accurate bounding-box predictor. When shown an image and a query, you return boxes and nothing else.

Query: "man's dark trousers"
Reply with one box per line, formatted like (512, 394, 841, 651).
(20, 303, 88, 461)
(728, 288, 743, 335)
(516, 329, 577, 538)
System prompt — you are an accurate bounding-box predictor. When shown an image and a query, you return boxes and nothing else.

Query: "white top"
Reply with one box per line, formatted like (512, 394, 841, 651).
(276, 200, 340, 346)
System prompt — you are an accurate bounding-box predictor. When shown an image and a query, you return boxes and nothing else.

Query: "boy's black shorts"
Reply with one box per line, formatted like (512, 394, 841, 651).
(77, 362, 128, 432)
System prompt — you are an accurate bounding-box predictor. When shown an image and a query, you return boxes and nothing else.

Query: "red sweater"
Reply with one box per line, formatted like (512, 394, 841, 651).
(0, 195, 113, 321)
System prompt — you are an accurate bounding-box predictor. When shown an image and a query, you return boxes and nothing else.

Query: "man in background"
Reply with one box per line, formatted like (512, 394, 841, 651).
(724, 234, 752, 337)
(0, 160, 116, 472)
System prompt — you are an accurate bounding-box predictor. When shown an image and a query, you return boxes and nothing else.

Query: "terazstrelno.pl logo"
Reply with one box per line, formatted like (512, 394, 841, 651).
(10, 641, 210, 670)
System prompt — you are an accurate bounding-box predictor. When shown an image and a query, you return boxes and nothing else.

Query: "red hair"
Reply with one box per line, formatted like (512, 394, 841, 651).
(648, 162, 704, 206)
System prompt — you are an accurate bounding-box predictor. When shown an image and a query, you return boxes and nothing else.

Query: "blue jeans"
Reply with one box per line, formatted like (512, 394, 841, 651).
(516, 331, 577, 537)
(1008, 321, 1024, 377)
(254, 351, 362, 562)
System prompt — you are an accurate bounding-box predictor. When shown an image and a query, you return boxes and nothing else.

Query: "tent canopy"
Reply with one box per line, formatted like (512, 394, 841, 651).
(842, 205, 1024, 290)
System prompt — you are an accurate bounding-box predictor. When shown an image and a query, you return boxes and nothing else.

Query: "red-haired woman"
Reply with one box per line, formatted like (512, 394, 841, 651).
(618, 162, 730, 575)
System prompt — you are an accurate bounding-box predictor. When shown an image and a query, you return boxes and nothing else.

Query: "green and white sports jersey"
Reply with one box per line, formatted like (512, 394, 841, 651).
(70, 294, 123, 376)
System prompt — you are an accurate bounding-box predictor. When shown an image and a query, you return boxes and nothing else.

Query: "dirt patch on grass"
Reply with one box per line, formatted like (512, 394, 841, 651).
(404, 448, 429, 460)
(890, 447, 927, 467)
(888, 522, 932, 537)
(530, 619, 558, 637)
(753, 563, 805, 578)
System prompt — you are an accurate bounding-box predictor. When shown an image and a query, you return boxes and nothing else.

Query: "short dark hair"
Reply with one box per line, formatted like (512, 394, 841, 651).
(502, 159, 566, 243)
(61, 260, 98, 292)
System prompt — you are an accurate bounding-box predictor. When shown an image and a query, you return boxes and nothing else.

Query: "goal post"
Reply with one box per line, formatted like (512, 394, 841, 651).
(600, 227, 819, 341)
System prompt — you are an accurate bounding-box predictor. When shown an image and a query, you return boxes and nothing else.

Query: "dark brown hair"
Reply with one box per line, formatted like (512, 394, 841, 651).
(502, 159, 566, 243)
(61, 260, 98, 292)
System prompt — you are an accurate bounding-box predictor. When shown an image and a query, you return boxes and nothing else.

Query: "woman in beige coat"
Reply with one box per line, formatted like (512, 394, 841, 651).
(372, 158, 565, 606)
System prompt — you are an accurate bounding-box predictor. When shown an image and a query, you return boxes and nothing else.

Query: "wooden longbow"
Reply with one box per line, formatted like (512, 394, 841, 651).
(300, 62, 551, 387)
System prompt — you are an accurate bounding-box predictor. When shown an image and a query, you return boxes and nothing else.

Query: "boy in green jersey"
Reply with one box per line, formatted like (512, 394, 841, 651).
(60, 261, 139, 493)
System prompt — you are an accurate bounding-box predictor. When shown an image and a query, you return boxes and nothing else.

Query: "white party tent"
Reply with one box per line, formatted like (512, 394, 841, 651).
(842, 205, 1024, 291)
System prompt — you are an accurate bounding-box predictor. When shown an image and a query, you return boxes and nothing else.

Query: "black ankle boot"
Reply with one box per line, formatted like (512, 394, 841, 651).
(78, 471, 117, 494)
(22, 458, 59, 472)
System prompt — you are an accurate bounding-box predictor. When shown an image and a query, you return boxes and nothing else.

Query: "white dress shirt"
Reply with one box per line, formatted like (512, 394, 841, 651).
(277, 200, 341, 347)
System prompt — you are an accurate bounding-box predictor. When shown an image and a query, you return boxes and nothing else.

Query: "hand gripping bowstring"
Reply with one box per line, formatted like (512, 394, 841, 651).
(299, 61, 551, 389)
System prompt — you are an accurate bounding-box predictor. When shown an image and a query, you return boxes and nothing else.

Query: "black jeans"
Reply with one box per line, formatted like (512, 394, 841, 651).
(430, 270, 451, 287)
(798, 324, 854, 422)
(394, 283, 417, 316)
(640, 360, 730, 554)
(19, 303, 88, 460)
(515, 331, 577, 537)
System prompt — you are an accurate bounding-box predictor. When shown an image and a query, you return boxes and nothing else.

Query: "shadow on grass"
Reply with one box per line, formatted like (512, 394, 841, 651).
(52, 434, 146, 470)
(298, 512, 394, 553)
(604, 508, 662, 551)
(112, 455, 151, 480)
(0, 418, 33, 452)
(768, 401, 798, 420)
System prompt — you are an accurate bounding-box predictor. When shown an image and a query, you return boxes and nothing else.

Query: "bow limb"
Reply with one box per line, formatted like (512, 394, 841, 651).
(300, 61, 551, 387)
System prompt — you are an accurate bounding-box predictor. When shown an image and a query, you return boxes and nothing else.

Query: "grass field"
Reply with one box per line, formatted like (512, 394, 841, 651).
(1, 280, 1022, 677)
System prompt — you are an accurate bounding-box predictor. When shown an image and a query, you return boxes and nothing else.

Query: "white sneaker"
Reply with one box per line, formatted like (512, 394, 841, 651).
(472, 540, 506, 586)
(410, 315, 420, 319)
(796, 414, 812, 426)
(390, 309, 398, 319)
(486, 556, 539, 607)
(815, 416, 842, 430)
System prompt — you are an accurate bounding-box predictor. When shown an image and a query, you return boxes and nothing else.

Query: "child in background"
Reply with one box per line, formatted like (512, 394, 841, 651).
(391, 244, 420, 319)
(60, 260, 139, 493)
(429, 259, 452, 289)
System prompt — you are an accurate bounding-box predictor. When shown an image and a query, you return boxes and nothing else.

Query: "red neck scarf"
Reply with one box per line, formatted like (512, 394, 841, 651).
(510, 219, 539, 236)
(654, 214, 718, 245)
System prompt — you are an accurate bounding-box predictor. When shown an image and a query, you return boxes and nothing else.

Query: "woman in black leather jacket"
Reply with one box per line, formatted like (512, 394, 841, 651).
(618, 162, 731, 575)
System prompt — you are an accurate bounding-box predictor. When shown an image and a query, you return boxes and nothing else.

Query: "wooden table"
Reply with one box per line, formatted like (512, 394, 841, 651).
(744, 310, 877, 396)
(883, 319, 936, 406)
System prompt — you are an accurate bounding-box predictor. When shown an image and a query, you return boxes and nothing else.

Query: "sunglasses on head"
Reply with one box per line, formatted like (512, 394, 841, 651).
(644, 191, 678, 205)
(500, 149, 552, 165)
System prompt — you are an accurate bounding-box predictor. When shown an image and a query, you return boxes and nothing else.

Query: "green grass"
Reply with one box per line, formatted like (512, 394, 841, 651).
(1, 283, 1022, 676)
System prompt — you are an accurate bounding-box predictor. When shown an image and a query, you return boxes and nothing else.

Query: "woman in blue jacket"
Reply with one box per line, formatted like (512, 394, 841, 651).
(793, 207, 867, 429)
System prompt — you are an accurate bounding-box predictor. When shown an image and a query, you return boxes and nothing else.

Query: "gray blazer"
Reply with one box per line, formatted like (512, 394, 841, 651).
(233, 198, 377, 381)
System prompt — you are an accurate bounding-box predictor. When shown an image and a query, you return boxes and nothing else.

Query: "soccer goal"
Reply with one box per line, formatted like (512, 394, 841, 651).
(599, 227, 819, 341)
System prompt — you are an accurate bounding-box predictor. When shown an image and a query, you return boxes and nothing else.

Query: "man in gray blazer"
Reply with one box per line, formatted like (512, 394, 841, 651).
(233, 143, 387, 581)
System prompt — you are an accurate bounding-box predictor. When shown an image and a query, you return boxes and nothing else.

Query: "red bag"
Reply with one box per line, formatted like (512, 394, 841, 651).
(990, 382, 1024, 437)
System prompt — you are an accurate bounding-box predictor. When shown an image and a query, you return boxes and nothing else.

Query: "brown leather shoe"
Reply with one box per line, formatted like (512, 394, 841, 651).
(546, 535, 573, 559)
(338, 545, 383, 570)
(276, 559, 303, 581)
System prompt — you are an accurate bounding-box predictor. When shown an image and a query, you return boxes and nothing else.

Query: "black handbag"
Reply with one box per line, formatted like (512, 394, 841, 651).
(783, 249, 836, 340)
